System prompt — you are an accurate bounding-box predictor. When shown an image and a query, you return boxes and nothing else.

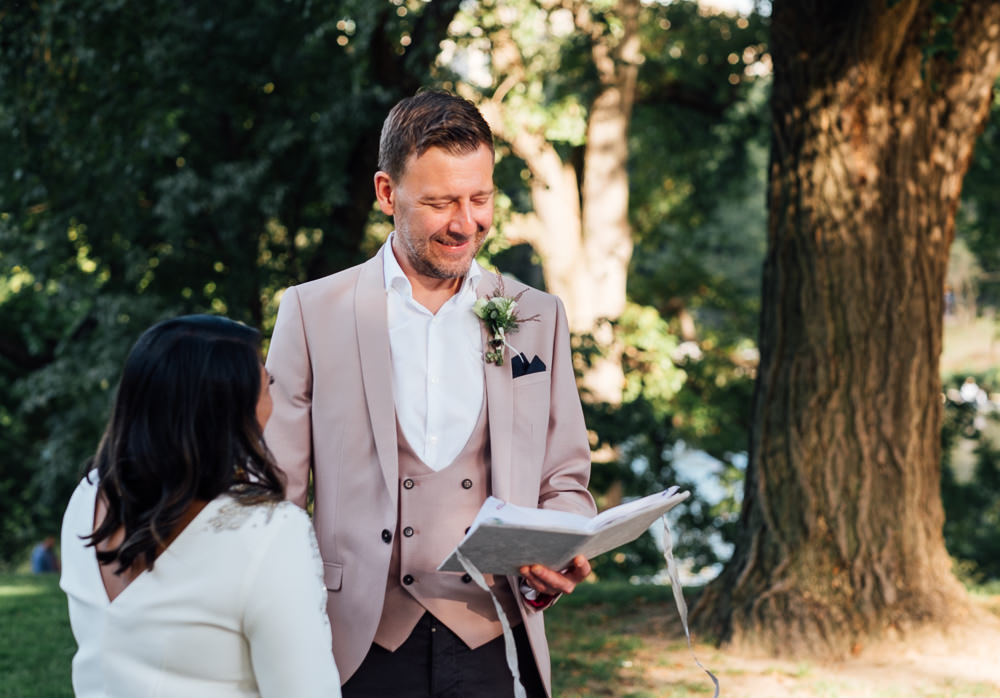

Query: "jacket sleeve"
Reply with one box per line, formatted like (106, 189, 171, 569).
(264, 286, 314, 509)
(537, 296, 597, 518)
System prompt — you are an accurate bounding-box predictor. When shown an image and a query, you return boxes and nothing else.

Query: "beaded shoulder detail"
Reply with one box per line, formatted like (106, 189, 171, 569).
(206, 497, 282, 532)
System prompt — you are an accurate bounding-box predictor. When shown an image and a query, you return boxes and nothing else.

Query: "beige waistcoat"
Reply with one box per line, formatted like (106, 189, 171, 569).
(374, 404, 520, 651)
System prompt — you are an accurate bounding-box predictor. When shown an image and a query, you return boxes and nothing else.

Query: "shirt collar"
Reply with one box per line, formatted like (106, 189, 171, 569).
(382, 233, 483, 300)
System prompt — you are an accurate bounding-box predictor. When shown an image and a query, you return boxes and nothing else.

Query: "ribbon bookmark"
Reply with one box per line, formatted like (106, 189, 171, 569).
(661, 514, 720, 698)
(454, 517, 719, 698)
(454, 549, 527, 698)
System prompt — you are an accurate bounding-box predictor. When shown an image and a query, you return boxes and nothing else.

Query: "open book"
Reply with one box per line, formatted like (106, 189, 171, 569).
(438, 486, 690, 576)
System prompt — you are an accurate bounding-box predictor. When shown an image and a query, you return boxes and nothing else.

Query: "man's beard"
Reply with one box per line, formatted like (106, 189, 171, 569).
(399, 230, 485, 280)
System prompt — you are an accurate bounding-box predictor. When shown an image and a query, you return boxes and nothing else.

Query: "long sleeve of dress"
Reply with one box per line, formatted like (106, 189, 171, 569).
(242, 504, 341, 697)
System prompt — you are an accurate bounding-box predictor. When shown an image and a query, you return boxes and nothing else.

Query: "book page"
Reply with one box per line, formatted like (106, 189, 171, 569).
(438, 489, 690, 575)
(589, 487, 685, 530)
(468, 496, 593, 533)
(439, 526, 588, 575)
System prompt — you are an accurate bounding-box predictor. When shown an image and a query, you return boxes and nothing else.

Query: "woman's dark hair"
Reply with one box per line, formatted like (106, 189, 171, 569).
(86, 314, 284, 573)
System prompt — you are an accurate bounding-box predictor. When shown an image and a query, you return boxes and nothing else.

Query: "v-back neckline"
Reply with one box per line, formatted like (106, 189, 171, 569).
(90, 492, 219, 606)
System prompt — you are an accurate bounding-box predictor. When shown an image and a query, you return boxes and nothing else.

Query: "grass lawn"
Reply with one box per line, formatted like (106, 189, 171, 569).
(4, 572, 998, 697)
(0, 572, 689, 697)
(547, 581, 707, 697)
(942, 315, 1000, 378)
(0, 573, 74, 698)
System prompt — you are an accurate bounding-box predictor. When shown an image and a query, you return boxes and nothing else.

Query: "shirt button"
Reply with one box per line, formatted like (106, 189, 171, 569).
(461, 573, 472, 584)
(403, 478, 415, 489)
(403, 526, 414, 537)
(402, 574, 414, 585)
(381, 529, 392, 543)
(429, 435, 438, 444)
(461, 479, 473, 489)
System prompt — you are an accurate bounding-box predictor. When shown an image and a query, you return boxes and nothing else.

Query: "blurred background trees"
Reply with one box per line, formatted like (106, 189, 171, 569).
(2, 0, 999, 655)
(0, 0, 464, 559)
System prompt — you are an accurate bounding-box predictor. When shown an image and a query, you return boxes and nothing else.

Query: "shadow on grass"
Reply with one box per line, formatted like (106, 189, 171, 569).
(547, 581, 705, 697)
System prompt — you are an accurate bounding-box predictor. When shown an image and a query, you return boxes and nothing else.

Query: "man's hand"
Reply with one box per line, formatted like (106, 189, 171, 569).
(518, 555, 592, 596)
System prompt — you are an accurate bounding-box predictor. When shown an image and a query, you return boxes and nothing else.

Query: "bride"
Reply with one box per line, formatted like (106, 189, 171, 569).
(60, 314, 341, 697)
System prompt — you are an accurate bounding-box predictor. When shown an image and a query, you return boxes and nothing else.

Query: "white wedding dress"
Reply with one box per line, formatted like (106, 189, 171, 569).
(60, 474, 341, 697)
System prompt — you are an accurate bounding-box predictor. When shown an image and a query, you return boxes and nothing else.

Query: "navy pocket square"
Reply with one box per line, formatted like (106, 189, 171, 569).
(511, 353, 546, 379)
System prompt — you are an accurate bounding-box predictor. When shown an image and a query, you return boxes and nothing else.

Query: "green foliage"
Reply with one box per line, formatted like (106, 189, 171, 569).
(582, 1, 768, 578)
(940, 372, 1000, 581)
(629, 2, 770, 340)
(957, 85, 1000, 306)
(0, 0, 459, 563)
(921, 0, 963, 70)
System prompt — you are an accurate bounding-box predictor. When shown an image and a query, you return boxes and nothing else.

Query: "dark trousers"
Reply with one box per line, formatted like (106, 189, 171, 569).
(343, 613, 547, 698)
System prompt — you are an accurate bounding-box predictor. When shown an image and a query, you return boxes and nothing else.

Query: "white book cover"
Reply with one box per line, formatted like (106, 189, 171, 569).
(438, 487, 691, 576)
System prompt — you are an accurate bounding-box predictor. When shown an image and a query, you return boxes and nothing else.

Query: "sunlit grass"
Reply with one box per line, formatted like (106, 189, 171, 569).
(942, 315, 1000, 377)
(0, 573, 74, 698)
(2, 573, 998, 697)
(547, 581, 701, 696)
(0, 583, 49, 597)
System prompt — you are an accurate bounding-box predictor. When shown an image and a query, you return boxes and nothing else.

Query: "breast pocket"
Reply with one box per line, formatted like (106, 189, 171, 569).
(512, 374, 550, 474)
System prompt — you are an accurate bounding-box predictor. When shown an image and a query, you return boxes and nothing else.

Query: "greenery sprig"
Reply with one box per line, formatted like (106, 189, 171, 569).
(473, 274, 539, 366)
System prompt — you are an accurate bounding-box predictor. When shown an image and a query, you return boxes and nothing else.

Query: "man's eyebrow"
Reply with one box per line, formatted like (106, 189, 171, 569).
(421, 189, 495, 201)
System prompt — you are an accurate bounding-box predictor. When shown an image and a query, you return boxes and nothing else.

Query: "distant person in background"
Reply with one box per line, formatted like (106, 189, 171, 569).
(60, 315, 341, 698)
(30, 536, 60, 574)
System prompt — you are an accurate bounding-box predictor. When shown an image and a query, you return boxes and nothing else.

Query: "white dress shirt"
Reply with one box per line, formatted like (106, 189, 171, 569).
(383, 235, 485, 471)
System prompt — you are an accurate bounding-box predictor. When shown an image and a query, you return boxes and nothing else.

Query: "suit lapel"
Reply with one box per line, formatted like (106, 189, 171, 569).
(478, 271, 514, 501)
(355, 249, 398, 505)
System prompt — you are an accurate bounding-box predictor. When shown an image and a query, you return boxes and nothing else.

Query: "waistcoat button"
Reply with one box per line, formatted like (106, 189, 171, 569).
(402, 574, 414, 585)
(381, 529, 392, 543)
(461, 478, 473, 489)
(403, 478, 415, 489)
(461, 573, 472, 584)
(403, 526, 414, 537)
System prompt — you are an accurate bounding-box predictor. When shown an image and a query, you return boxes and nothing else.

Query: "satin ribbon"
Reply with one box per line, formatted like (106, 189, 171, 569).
(661, 514, 720, 698)
(454, 549, 527, 698)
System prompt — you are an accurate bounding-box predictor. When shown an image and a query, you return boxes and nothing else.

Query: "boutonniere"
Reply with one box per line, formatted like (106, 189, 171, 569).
(473, 273, 539, 366)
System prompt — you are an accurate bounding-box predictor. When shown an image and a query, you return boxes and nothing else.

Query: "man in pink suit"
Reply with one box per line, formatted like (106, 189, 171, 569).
(265, 90, 596, 697)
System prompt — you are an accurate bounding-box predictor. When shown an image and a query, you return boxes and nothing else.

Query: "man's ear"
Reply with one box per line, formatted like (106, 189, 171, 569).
(373, 171, 395, 216)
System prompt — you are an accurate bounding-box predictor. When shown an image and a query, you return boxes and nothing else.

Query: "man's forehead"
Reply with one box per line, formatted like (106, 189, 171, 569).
(398, 144, 495, 186)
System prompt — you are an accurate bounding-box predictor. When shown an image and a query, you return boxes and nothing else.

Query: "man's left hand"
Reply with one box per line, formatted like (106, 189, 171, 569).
(518, 555, 592, 596)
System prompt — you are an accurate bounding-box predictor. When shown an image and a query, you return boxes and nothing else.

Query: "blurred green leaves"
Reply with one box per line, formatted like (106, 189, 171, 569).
(0, 0, 461, 563)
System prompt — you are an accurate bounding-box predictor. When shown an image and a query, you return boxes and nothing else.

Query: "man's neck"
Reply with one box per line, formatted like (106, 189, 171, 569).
(409, 275, 464, 314)
(389, 241, 470, 314)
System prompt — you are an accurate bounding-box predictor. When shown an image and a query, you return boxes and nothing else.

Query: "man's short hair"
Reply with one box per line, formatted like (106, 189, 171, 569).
(378, 90, 494, 181)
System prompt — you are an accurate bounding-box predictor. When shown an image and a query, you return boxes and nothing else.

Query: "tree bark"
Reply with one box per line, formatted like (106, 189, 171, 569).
(693, 0, 1000, 657)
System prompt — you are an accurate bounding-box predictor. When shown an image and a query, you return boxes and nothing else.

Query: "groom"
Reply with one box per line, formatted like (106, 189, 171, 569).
(265, 90, 596, 697)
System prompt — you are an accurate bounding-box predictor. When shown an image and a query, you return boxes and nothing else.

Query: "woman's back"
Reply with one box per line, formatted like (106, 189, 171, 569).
(61, 474, 339, 697)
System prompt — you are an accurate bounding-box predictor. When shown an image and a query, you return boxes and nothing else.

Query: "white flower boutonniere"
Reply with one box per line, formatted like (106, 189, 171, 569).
(473, 274, 539, 366)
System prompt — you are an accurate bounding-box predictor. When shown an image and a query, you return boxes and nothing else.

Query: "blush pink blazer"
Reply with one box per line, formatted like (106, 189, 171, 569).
(264, 248, 596, 693)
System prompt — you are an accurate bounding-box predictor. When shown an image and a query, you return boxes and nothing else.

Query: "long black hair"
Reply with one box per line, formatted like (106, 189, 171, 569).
(86, 314, 284, 573)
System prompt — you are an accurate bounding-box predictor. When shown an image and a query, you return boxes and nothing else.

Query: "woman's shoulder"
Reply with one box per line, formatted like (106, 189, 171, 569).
(63, 471, 99, 524)
(203, 496, 309, 536)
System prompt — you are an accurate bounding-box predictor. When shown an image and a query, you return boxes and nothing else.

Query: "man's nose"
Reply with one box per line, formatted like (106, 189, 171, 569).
(449, 201, 477, 235)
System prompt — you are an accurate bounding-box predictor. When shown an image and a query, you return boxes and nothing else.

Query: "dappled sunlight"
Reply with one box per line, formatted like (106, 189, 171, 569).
(0, 583, 49, 598)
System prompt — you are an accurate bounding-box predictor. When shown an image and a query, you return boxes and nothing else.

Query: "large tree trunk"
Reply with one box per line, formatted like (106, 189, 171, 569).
(477, 0, 640, 404)
(693, 1, 1000, 657)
